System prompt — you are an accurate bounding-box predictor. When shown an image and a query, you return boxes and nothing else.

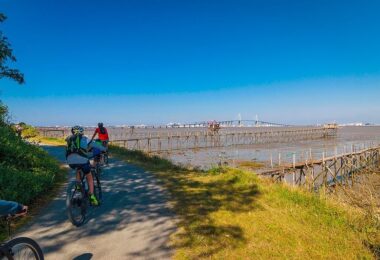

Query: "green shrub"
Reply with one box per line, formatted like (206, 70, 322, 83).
(20, 124, 39, 139)
(0, 103, 60, 204)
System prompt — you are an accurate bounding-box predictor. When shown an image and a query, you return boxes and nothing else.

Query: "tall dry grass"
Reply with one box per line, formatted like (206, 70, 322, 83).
(332, 169, 380, 257)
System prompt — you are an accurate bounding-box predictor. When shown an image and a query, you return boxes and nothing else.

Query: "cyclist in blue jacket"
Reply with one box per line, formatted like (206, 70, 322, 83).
(0, 200, 28, 216)
(66, 125, 106, 206)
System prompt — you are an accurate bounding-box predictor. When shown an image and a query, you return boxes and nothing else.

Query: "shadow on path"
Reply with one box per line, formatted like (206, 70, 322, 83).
(18, 146, 176, 259)
(158, 167, 262, 258)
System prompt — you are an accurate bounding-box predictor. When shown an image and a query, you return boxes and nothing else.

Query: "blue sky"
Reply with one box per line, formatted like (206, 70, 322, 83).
(1, 0, 380, 126)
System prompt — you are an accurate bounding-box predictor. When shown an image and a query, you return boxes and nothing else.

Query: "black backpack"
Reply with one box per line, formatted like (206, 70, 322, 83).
(66, 135, 87, 158)
(99, 126, 106, 135)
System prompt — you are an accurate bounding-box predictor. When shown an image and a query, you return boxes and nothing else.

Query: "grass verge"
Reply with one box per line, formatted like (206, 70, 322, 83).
(110, 145, 377, 259)
(32, 136, 66, 146)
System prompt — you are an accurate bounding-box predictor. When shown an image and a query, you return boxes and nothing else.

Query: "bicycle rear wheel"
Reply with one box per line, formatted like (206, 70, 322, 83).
(96, 162, 102, 175)
(92, 170, 102, 204)
(5, 237, 44, 260)
(103, 153, 109, 165)
(66, 181, 87, 227)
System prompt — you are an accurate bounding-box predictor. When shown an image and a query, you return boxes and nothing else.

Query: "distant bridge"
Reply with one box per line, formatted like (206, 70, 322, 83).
(163, 119, 294, 128)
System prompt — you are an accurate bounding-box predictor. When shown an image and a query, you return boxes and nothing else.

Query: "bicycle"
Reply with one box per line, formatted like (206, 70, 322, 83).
(65, 166, 102, 227)
(101, 151, 109, 166)
(0, 214, 44, 260)
(88, 139, 109, 167)
(93, 151, 109, 176)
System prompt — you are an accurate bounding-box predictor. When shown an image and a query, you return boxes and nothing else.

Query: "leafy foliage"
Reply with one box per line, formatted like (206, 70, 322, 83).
(0, 13, 24, 84)
(19, 123, 39, 139)
(0, 103, 60, 204)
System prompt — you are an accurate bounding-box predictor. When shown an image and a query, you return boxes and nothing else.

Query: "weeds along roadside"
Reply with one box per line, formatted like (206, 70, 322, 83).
(109, 145, 378, 259)
(330, 170, 380, 257)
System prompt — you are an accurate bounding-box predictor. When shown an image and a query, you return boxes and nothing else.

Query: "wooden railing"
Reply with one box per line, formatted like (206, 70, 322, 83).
(110, 127, 337, 152)
(259, 146, 380, 191)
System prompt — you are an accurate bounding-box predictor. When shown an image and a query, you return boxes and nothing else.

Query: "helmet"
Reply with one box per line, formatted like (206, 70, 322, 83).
(71, 125, 84, 136)
(98, 122, 103, 127)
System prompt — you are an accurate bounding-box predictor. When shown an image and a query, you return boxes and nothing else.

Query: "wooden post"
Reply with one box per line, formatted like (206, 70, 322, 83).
(293, 171, 296, 186)
(270, 153, 273, 168)
(305, 151, 308, 164)
(292, 153, 296, 168)
(322, 151, 327, 187)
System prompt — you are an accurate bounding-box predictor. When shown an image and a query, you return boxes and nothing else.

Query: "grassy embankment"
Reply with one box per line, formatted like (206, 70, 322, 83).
(32, 136, 66, 146)
(110, 145, 379, 259)
(0, 106, 65, 241)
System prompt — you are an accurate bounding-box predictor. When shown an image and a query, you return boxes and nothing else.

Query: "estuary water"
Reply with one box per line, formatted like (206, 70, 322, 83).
(43, 126, 380, 169)
(157, 126, 380, 169)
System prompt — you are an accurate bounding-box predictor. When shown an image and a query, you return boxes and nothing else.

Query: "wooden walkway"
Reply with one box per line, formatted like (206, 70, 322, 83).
(259, 146, 380, 191)
(110, 127, 337, 153)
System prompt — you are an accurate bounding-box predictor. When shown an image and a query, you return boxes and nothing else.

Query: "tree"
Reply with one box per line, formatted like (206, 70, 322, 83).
(0, 13, 24, 84)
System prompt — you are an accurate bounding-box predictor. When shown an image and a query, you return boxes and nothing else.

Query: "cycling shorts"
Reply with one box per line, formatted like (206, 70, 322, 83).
(69, 162, 91, 175)
(94, 139, 109, 146)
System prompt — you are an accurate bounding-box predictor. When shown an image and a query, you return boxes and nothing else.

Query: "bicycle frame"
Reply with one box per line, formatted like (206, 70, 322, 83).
(77, 169, 89, 198)
(73, 166, 100, 203)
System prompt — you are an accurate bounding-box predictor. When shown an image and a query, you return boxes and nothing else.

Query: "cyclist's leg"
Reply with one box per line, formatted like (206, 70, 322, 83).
(81, 163, 94, 194)
(76, 168, 81, 182)
(69, 164, 82, 183)
(86, 174, 95, 194)
(83, 162, 99, 206)
(102, 140, 109, 150)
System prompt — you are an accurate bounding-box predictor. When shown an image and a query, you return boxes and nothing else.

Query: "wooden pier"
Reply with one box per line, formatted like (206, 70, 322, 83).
(110, 126, 337, 153)
(38, 127, 68, 138)
(259, 146, 380, 192)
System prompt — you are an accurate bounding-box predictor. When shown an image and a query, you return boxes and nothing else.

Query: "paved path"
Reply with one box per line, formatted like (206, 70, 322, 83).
(18, 146, 176, 259)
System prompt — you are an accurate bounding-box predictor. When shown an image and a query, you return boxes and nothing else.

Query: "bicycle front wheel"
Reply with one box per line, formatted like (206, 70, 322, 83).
(5, 237, 44, 260)
(66, 181, 87, 227)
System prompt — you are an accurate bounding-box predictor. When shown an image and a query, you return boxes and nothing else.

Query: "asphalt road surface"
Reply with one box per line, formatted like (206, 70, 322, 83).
(17, 146, 176, 260)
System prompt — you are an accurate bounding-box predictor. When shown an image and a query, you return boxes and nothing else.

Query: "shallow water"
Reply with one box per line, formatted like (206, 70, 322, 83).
(157, 126, 380, 169)
(42, 126, 380, 169)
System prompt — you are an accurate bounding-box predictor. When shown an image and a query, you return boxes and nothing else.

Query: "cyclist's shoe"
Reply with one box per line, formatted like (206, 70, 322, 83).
(89, 194, 99, 206)
(75, 183, 82, 191)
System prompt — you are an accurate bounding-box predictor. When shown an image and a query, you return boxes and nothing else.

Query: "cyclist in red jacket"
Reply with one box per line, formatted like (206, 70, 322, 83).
(90, 123, 109, 147)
